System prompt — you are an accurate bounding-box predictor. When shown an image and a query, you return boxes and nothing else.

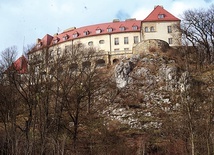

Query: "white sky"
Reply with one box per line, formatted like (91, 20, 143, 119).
(0, 0, 213, 57)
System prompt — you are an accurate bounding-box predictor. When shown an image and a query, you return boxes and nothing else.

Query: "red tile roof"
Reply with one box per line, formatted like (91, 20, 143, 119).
(29, 5, 180, 54)
(13, 55, 28, 74)
(143, 5, 180, 22)
(32, 19, 141, 51)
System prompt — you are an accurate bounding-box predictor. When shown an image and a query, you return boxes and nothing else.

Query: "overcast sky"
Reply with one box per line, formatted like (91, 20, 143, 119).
(0, 0, 213, 57)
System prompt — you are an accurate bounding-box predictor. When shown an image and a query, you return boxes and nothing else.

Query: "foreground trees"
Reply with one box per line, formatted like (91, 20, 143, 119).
(0, 45, 116, 154)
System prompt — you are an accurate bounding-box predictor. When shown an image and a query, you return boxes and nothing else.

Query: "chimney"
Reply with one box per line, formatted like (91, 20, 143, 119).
(113, 19, 120, 23)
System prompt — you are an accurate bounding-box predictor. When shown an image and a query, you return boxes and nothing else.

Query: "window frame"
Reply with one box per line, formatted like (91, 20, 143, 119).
(114, 38, 119, 45)
(158, 14, 165, 19)
(167, 26, 172, 33)
(83, 31, 89, 36)
(168, 38, 173, 44)
(107, 28, 113, 32)
(150, 26, 155, 32)
(134, 36, 139, 44)
(88, 41, 93, 46)
(99, 40, 105, 44)
(96, 29, 102, 34)
(124, 37, 129, 44)
(132, 25, 138, 30)
(73, 32, 78, 38)
(119, 26, 125, 31)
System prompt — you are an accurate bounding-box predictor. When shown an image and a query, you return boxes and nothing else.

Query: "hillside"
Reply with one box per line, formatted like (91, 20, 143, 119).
(100, 41, 214, 154)
(0, 40, 214, 155)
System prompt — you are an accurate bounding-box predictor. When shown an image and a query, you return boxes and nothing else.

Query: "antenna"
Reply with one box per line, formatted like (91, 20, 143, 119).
(23, 36, 25, 54)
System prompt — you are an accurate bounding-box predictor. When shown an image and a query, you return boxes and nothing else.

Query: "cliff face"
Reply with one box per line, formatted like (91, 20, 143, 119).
(105, 40, 193, 129)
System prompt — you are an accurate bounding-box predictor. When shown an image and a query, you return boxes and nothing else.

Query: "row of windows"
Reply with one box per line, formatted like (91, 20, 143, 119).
(86, 36, 139, 47)
(114, 48, 130, 51)
(114, 36, 139, 45)
(57, 25, 139, 42)
(144, 25, 172, 33)
(145, 26, 155, 32)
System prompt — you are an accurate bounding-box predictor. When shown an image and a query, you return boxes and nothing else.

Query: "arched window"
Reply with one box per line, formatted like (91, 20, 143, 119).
(88, 41, 93, 46)
(150, 26, 155, 32)
(99, 40, 105, 44)
(145, 27, 148, 32)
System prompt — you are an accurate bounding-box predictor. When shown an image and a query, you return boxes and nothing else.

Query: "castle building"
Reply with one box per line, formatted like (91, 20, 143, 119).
(28, 5, 181, 66)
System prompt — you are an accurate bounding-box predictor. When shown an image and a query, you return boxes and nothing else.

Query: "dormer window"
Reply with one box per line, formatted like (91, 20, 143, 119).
(158, 14, 165, 19)
(83, 30, 89, 36)
(119, 26, 125, 31)
(132, 25, 138, 30)
(53, 38, 59, 44)
(73, 32, 78, 38)
(107, 27, 113, 32)
(37, 42, 42, 48)
(96, 28, 102, 34)
(63, 34, 69, 41)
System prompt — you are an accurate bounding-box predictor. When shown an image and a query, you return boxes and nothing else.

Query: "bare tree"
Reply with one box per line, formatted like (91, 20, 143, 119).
(180, 5, 214, 65)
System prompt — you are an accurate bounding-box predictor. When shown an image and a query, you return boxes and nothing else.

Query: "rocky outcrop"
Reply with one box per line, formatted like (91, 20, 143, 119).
(109, 44, 192, 129)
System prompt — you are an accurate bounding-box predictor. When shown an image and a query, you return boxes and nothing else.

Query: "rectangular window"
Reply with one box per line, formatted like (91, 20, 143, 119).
(107, 28, 113, 32)
(168, 38, 173, 44)
(83, 31, 89, 36)
(96, 29, 101, 34)
(167, 26, 172, 33)
(132, 26, 138, 30)
(114, 38, 119, 45)
(119, 27, 125, 31)
(65, 45, 71, 54)
(124, 48, 129, 51)
(124, 37, 129, 44)
(73, 33, 78, 38)
(114, 48, 119, 51)
(57, 48, 61, 55)
(158, 14, 165, 19)
(134, 36, 139, 44)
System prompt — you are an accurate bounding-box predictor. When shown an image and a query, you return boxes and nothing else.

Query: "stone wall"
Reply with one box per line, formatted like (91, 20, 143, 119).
(133, 39, 170, 55)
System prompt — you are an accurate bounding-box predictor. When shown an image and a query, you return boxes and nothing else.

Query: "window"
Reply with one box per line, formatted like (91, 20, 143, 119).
(168, 38, 173, 44)
(78, 43, 83, 48)
(114, 48, 119, 51)
(96, 29, 101, 34)
(57, 48, 61, 55)
(132, 25, 138, 30)
(158, 14, 165, 19)
(167, 26, 172, 33)
(49, 50, 54, 58)
(145, 27, 148, 32)
(88, 41, 93, 46)
(53, 38, 59, 44)
(37, 42, 42, 48)
(99, 40, 105, 44)
(73, 32, 78, 38)
(114, 38, 119, 45)
(63, 34, 69, 41)
(150, 26, 155, 32)
(107, 28, 113, 32)
(124, 37, 129, 44)
(119, 26, 125, 31)
(134, 36, 139, 44)
(124, 48, 129, 51)
(65, 45, 71, 54)
(83, 30, 89, 36)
